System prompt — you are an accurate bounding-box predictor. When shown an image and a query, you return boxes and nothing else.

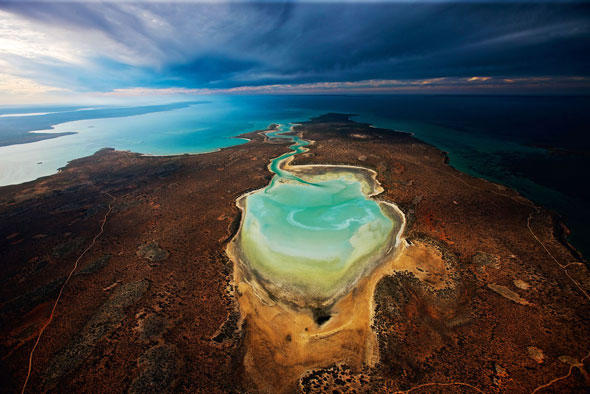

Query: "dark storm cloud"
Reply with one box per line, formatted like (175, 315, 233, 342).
(0, 1, 588, 92)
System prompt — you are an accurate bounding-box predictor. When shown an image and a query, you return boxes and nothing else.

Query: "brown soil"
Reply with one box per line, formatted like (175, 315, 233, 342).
(0, 114, 588, 393)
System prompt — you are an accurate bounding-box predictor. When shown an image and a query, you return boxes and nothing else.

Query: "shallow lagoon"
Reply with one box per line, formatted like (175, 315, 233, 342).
(241, 176, 395, 304)
(235, 127, 403, 307)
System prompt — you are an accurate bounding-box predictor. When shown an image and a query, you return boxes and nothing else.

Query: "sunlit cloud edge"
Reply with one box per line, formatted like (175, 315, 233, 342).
(103, 76, 590, 96)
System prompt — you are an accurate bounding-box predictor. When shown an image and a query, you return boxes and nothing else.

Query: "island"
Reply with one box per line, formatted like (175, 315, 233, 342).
(0, 114, 588, 393)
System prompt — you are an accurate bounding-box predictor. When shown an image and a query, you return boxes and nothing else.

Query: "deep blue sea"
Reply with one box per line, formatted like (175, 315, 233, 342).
(1, 95, 588, 255)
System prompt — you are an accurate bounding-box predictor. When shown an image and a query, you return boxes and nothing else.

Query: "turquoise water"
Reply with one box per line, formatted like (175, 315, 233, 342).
(265, 127, 316, 186)
(0, 95, 588, 255)
(0, 98, 320, 186)
(237, 127, 399, 306)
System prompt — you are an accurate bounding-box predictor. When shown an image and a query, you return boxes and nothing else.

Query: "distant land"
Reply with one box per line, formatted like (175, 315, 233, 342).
(0, 102, 202, 147)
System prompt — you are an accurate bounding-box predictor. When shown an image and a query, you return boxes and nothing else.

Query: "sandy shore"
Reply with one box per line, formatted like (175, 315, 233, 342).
(0, 114, 588, 392)
(227, 137, 406, 309)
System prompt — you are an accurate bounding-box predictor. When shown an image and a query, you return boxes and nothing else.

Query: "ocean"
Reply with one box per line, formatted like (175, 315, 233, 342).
(1, 94, 588, 255)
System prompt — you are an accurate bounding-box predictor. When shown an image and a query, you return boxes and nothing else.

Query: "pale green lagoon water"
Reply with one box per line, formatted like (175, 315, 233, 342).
(238, 127, 398, 305)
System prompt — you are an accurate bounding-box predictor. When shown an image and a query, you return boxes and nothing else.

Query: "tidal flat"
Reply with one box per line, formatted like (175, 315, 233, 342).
(228, 126, 405, 309)
(0, 114, 588, 393)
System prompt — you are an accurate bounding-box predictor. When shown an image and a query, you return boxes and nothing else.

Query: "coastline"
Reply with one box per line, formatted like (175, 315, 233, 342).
(1, 110, 586, 264)
(0, 114, 588, 392)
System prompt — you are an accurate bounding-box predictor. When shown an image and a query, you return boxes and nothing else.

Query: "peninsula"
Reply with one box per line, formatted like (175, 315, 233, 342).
(0, 114, 588, 393)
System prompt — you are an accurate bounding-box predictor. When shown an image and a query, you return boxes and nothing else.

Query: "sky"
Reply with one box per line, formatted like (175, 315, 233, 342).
(0, 0, 589, 104)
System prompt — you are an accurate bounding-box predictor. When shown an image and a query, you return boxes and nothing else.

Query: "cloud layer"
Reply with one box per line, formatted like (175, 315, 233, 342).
(0, 1, 588, 102)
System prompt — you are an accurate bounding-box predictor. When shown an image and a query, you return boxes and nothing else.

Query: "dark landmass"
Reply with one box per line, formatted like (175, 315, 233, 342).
(0, 114, 588, 393)
(0, 101, 203, 147)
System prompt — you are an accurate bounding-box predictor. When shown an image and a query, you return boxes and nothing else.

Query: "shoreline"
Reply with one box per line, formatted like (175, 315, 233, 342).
(1, 116, 583, 266)
(1, 113, 588, 392)
(226, 126, 407, 310)
(1, 118, 583, 265)
(1, 116, 585, 265)
(224, 123, 409, 391)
